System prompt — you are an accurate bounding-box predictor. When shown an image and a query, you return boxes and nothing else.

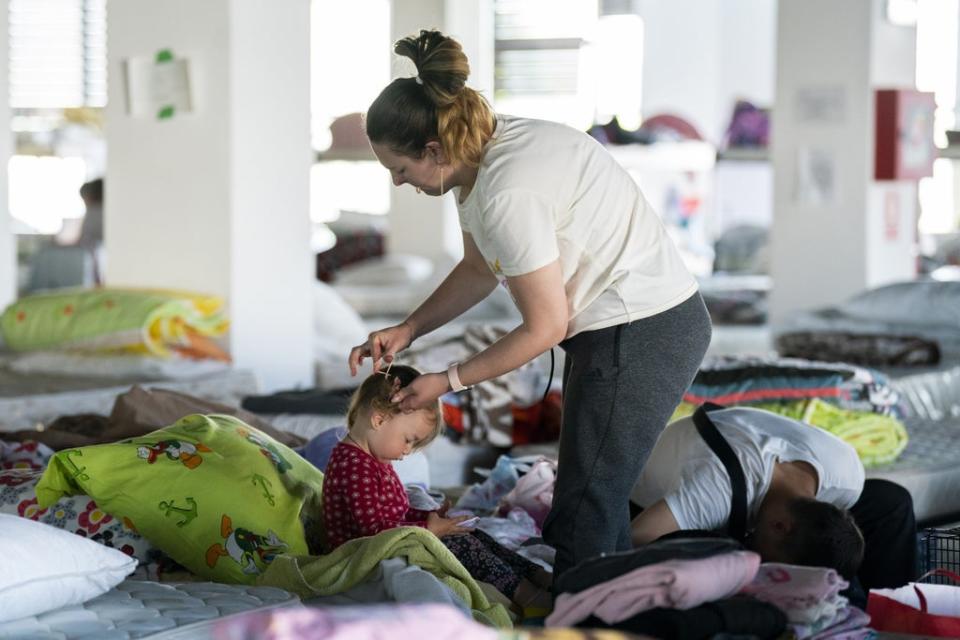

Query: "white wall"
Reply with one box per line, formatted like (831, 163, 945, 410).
(718, 0, 778, 135)
(106, 1, 233, 296)
(0, 1, 12, 310)
(106, 0, 313, 391)
(635, 0, 722, 142)
(769, 0, 918, 322)
(228, 1, 314, 389)
(446, 0, 495, 99)
(635, 0, 776, 144)
(769, 0, 872, 321)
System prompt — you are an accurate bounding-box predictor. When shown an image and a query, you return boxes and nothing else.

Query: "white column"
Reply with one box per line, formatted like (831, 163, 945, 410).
(0, 1, 13, 310)
(769, 0, 919, 323)
(635, 0, 723, 143)
(387, 0, 494, 264)
(105, 0, 313, 391)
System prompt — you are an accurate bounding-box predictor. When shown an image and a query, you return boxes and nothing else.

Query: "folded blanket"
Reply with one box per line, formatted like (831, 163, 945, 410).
(547, 550, 761, 627)
(0, 288, 229, 359)
(257, 527, 512, 628)
(741, 563, 849, 625)
(671, 397, 908, 468)
(684, 355, 902, 416)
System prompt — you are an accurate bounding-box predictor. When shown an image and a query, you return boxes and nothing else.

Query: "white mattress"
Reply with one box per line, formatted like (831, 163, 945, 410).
(0, 369, 259, 431)
(0, 580, 299, 639)
(868, 417, 960, 524)
(888, 363, 960, 422)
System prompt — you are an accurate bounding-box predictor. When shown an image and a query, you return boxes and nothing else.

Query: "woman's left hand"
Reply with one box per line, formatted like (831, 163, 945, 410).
(391, 372, 451, 411)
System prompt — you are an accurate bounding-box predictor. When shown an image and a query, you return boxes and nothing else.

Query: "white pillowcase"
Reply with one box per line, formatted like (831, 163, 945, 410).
(0, 514, 137, 623)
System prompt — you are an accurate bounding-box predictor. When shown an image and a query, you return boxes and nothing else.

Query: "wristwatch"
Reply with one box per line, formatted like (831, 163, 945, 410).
(446, 363, 469, 392)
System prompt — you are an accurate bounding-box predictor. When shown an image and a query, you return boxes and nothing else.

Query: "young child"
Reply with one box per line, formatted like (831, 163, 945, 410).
(322, 364, 552, 612)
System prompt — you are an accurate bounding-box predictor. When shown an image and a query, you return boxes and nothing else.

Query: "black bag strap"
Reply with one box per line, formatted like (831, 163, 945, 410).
(693, 402, 748, 543)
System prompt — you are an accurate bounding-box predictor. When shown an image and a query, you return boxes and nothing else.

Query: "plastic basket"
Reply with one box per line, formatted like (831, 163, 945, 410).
(920, 527, 960, 584)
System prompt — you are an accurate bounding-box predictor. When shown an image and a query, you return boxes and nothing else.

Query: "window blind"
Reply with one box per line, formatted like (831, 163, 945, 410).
(9, 0, 107, 109)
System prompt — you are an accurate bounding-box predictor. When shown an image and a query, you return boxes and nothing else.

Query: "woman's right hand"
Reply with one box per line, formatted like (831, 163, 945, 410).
(348, 321, 416, 376)
(426, 512, 475, 537)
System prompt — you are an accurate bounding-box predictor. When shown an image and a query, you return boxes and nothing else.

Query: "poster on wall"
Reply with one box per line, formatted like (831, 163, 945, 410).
(795, 147, 838, 206)
(124, 49, 193, 121)
(795, 86, 846, 123)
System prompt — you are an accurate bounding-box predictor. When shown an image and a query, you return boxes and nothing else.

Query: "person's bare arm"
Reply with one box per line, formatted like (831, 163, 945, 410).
(630, 499, 681, 546)
(349, 233, 497, 374)
(391, 258, 568, 410)
(455, 259, 567, 386)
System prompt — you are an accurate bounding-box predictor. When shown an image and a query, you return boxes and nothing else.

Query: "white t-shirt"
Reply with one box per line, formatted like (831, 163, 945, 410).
(455, 115, 698, 338)
(631, 407, 865, 531)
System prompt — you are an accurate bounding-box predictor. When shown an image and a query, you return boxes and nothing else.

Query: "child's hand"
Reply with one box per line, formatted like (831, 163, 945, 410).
(427, 512, 475, 537)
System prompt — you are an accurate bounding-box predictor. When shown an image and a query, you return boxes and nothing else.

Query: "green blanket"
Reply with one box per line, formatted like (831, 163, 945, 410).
(670, 398, 908, 467)
(257, 527, 512, 628)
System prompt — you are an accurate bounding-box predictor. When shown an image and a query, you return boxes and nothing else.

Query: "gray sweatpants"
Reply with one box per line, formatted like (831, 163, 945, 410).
(542, 292, 712, 581)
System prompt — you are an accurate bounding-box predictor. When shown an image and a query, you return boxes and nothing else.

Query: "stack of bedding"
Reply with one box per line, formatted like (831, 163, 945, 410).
(0, 288, 255, 432)
(0, 287, 238, 409)
(682, 355, 903, 416)
(1, 288, 230, 360)
(0, 389, 522, 634)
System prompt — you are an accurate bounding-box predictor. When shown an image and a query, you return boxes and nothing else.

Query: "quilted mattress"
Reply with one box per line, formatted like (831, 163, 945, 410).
(0, 580, 299, 639)
(868, 417, 960, 524)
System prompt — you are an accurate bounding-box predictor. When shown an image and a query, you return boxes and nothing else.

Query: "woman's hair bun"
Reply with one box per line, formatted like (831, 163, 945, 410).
(394, 29, 469, 107)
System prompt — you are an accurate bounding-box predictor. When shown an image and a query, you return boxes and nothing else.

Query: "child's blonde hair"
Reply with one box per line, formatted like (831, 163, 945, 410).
(345, 364, 444, 451)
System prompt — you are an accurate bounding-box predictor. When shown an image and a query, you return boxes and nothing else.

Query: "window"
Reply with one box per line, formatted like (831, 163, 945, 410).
(493, 0, 644, 130)
(8, 0, 107, 235)
(9, 0, 107, 109)
(494, 0, 597, 128)
(310, 0, 390, 223)
(915, 0, 959, 233)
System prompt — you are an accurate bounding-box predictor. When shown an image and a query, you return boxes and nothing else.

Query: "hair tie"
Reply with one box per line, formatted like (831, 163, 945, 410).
(414, 75, 424, 86)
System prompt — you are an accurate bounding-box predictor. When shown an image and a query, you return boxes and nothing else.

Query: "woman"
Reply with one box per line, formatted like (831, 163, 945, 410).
(348, 29, 712, 581)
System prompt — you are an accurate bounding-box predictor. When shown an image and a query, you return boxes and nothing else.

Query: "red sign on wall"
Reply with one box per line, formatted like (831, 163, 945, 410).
(875, 89, 936, 181)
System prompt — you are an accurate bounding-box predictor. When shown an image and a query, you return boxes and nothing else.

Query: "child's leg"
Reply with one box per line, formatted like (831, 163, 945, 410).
(442, 534, 524, 598)
(469, 530, 552, 589)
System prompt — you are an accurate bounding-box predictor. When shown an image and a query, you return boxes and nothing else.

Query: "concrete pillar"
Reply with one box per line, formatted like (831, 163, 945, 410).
(105, 0, 313, 391)
(0, 1, 12, 310)
(387, 0, 495, 264)
(769, 0, 919, 323)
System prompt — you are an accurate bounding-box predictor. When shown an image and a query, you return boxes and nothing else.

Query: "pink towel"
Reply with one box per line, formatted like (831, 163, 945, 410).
(546, 550, 761, 627)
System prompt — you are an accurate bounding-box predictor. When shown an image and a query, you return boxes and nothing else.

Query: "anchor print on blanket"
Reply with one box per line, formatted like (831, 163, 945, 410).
(158, 497, 198, 527)
(205, 513, 288, 575)
(236, 426, 292, 474)
(136, 439, 212, 470)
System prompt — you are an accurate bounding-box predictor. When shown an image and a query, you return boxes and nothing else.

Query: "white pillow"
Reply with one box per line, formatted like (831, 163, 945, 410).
(335, 254, 434, 287)
(0, 514, 137, 623)
(313, 281, 368, 360)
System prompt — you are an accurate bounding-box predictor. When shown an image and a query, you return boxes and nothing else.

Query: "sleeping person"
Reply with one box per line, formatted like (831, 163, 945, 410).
(630, 405, 917, 604)
(321, 364, 552, 612)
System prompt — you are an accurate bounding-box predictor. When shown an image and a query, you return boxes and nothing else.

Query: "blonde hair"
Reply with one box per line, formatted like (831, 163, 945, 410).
(345, 364, 444, 451)
(365, 29, 496, 168)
